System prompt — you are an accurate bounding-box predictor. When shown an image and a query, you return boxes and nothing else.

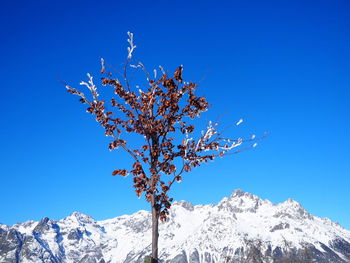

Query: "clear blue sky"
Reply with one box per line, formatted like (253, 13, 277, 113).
(1, 0, 349, 229)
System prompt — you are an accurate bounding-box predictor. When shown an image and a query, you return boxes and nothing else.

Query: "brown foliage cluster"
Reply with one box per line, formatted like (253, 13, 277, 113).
(67, 61, 259, 221)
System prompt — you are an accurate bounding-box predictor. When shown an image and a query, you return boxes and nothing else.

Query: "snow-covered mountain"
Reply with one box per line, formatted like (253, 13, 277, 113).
(1, 190, 350, 263)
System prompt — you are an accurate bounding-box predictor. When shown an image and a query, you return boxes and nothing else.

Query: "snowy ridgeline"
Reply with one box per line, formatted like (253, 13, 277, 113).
(1, 190, 350, 263)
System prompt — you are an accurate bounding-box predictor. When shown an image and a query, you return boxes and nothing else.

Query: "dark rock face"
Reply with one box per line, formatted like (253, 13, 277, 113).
(204, 252, 214, 263)
(270, 223, 290, 232)
(189, 249, 199, 262)
(176, 201, 194, 212)
(67, 229, 83, 241)
(124, 249, 148, 263)
(0, 228, 23, 263)
(33, 217, 51, 234)
(332, 238, 350, 260)
(170, 251, 188, 263)
(78, 251, 105, 263)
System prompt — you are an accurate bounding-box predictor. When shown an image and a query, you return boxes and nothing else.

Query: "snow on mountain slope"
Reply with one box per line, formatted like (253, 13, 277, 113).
(1, 190, 350, 263)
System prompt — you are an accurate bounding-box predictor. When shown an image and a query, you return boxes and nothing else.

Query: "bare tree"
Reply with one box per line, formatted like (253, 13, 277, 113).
(226, 238, 272, 263)
(66, 32, 261, 262)
(225, 237, 314, 263)
(299, 244, 313, 263)
(276, 238, 313, 263)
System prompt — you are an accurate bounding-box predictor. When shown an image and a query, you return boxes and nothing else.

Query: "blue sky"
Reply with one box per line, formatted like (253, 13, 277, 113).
(1, 0, 349, 229)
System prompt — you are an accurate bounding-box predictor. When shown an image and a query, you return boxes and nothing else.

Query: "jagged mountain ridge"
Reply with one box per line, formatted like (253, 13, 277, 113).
(1, 190, 350, 263)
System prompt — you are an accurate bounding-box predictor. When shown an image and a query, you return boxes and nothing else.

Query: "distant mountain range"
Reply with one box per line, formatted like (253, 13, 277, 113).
(1, 190, 350, 262)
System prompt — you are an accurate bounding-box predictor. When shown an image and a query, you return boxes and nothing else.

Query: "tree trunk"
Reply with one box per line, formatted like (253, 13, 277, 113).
(150, 136, 160, 262)
(151, 193, 159, 262)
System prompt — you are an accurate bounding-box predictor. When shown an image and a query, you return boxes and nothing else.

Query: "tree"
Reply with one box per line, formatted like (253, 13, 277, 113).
(224, 238, 272, 263)
(224, 238, 313, 263)
(66, 32, 261, 262)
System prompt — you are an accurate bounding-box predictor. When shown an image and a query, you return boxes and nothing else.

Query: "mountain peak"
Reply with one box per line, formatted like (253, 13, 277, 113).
(173, 200, 194, 211)
(217, 189, 265, 213)
(275, 198, 312, 220)
(231, 189, 260, 199)
(280, 198, 305, 210)
(232, 189, 248, 196)
(70, 211, 88, 217)
(33, 217, 52, 233)
(285, 198, 299, 204)
(65, 212, 95, 225)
